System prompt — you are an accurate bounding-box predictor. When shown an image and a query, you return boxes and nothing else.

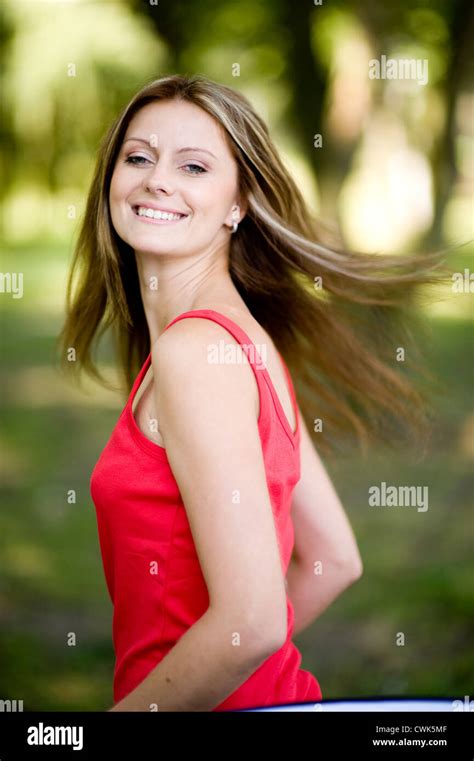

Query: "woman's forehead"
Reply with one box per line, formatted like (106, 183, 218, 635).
(126, 100, 227, 147)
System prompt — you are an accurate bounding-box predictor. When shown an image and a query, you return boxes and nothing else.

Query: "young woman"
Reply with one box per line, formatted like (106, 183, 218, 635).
(58, 74, 449, 711)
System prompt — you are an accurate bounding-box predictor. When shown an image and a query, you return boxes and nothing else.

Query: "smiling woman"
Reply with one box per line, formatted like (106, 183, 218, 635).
(56, 74, 450, 712)
(106, 96, 246, 320)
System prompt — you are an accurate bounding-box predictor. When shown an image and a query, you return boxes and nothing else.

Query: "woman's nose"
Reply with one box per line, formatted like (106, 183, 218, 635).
(144, 160, 174, 194)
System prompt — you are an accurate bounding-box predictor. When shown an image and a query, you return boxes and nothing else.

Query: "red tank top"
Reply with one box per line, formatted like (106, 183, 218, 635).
(90, 309, 322, 710)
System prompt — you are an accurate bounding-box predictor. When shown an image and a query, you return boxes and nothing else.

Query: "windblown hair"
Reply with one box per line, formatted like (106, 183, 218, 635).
(56, 73, 453, 458)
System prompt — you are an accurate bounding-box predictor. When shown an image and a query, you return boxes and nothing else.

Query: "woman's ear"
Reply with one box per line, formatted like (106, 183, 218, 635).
(236, 197, 248, 223)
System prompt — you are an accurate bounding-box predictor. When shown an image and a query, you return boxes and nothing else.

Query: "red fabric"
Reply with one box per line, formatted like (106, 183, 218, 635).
(90, 309, 322, 710)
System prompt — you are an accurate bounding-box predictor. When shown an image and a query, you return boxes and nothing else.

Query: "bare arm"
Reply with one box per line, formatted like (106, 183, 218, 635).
(286, 409, 363, 637)
(108, 606, 277, 711)
(286, 555, 361, 637)
(110, 319, 288, 711)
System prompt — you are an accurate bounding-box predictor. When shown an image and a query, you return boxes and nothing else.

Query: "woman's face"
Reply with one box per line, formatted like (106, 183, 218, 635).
(109, 99, 243, 257)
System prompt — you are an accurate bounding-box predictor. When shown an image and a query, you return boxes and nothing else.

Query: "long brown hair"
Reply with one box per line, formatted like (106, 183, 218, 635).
(56, 73, 454, 458)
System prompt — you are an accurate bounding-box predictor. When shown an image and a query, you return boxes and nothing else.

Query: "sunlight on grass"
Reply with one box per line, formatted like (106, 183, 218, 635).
(4, 543, 54, 581)
(0, 438, 29, 484)
(5, 365, 124, 409)
(48, 674, 104, 706)
(457, 413, 474, 460)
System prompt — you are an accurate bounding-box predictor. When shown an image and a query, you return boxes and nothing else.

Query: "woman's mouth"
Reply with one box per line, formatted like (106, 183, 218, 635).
(132, 206, 189, 224)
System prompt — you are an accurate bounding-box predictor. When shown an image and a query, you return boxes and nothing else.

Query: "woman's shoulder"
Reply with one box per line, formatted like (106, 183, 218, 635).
(150, 311, 261, 433)
(152, 307, 264, 381)
(157, 303, 273, 355)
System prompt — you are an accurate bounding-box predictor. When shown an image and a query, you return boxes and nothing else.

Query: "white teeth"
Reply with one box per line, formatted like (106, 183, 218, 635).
(136, 207, 184, 221)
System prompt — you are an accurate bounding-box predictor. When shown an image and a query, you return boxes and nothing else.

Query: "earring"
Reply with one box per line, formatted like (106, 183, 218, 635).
(231, 206, 239, 234)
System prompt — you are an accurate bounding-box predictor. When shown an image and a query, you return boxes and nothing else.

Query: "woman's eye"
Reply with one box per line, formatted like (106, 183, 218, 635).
(124, 155, 151, 165)
(183, 163, 207, 174)
(123, 156, 206, 174)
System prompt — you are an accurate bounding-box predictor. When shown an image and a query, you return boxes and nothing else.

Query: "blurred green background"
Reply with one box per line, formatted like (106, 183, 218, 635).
(0, 0, 472, 710)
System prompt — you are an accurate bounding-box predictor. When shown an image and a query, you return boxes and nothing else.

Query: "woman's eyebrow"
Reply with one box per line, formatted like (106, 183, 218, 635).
(122, 137, 217, 159)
